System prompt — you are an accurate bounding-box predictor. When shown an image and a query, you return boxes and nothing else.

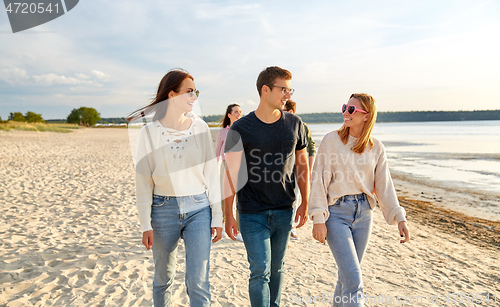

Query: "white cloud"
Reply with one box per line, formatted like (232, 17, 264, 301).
(0, 68, 109, 87)
(0, 67, 29, 85)
(194, 3, 260, 20)
(33, 73, 86, 85)
(75, 73, 90, 79)
(91, 70, 109, 80)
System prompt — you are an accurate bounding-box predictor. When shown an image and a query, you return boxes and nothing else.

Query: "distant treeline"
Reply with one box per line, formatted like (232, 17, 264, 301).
(45, 110, 500, 125)
(300, 110, 500, 123)
(46, 117, 127, 124)
(97, 117, 128, 124)
(49, 116, 223, 124)
(203, 115, 223, 123)
(205, 110, 500, 124)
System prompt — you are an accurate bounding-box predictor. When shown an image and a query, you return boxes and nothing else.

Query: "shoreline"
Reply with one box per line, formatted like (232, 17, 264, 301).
(392, 172, 500, 223)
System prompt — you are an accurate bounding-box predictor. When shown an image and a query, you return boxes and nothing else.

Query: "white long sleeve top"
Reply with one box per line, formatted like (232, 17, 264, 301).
(308, 130, 407, 225)
(134, 116, 222, 232)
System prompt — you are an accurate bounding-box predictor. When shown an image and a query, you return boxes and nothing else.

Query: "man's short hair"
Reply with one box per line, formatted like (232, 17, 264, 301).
(256, 66, 292, 97)
(284, 100, 296, 113)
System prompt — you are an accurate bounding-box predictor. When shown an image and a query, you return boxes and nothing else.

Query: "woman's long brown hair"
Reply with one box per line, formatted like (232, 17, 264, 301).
(219, 104, 240, 128)
(127, 69, 194, 123)
(337, 93, 378, 154)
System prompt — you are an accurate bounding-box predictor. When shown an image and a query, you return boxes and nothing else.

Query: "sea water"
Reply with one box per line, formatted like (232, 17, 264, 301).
(308, 120, 500, 195)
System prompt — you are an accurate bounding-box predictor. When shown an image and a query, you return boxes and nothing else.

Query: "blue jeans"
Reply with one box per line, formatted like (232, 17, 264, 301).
(239, 209, 294, 307)
(326, 194, 373, 307)
(151, 193, 212, 307)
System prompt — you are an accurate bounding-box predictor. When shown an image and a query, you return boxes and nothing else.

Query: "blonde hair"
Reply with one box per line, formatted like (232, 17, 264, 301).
(337, 93, 377, 154)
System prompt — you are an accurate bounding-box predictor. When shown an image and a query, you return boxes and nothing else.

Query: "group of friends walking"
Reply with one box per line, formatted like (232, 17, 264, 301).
(128, 66, 411, 307)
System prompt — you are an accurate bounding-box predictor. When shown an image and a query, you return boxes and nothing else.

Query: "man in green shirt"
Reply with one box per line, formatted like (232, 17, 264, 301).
(284, 100, 316, 240)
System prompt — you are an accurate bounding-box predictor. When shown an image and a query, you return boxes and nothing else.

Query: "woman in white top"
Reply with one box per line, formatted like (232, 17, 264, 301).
(128, 69, 223, 307)
(308, 93, 410, 306)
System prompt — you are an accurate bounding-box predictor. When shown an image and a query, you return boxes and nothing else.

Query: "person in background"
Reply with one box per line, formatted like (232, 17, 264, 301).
(284, 100, 316, 240)
(309, 93, 410, 306)
(283, 99, 316, 240)
(284, 100, 316, 172)
(128, 69, 223, 307)
(215, 103, 243, 241)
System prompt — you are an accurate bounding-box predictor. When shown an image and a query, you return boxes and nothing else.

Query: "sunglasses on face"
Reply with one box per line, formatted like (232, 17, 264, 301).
(187, 89, 200, 98)
(342, 104, 368, 115)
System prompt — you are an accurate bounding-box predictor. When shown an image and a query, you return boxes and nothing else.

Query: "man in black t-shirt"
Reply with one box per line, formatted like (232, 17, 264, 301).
(223, 66, 310, 307)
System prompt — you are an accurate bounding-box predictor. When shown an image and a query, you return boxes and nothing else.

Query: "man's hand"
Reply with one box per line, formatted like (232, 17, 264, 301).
(224, 216, 239, 241)
(295, 201, 309, 228)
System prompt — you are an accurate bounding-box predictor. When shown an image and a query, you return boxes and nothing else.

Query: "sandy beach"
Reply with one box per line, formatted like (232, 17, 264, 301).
(1, 128, 499, 306)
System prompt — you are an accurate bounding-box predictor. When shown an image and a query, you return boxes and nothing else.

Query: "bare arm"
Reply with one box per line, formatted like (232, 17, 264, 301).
(223, 150, 243, 240)
(308, 155, 315, 177)
(294, 147, 309, 228)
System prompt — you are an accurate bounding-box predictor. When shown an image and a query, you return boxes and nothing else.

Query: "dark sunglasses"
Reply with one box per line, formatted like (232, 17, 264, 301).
(342, 104, 368, 115)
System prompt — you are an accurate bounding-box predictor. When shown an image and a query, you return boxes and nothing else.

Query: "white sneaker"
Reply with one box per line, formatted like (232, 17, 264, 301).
(235, 233, 244, 242)
(290, 229, 299, 240)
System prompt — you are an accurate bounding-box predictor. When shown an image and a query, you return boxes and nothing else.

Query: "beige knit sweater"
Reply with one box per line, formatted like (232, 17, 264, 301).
(308, 130, 407, 225)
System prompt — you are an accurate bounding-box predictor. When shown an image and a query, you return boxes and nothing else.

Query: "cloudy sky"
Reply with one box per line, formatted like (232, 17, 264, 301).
(1, 0, 499, 120)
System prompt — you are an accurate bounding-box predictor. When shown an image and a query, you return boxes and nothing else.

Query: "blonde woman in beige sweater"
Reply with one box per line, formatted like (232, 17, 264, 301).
(308, 93, 410, 306)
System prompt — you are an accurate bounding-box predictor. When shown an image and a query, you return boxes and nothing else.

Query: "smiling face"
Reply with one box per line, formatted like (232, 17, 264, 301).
(264, 77, 292, 111)
(342, 97, 369, 129)
(228, 105, 242, 125)
(168, 78, 197, 113)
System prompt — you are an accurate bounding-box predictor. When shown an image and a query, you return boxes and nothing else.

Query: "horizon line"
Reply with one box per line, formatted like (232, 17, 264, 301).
(39, 109, 500, 121)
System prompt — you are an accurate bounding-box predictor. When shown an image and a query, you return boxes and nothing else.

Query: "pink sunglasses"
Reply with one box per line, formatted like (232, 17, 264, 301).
(342, 104, 368, 115)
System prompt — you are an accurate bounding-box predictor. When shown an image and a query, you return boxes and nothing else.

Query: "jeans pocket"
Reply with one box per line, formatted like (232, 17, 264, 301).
(152, 195, 166, 207)
(333, 198, 341, 206)
(192, 193, 208, 203)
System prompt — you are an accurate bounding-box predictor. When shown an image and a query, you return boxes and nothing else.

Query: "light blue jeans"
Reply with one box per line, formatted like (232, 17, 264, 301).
(151, 193, 212, 307)
(239, 209, 294, 307)
(326, 193, 373, 307)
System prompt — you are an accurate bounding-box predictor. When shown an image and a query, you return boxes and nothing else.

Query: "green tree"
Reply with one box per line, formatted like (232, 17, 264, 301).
(67, 108, 81, 124)
(0, 116, 3, 123)
(67, 107, 101, 126)
(80, 107, 101, 126)
(9, 112, 25, 122)
(24, 111, 45, 123)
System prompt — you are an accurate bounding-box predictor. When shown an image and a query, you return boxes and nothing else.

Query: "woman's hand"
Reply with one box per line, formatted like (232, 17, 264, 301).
(142, 230, 153, 250)
(312, 223, 327, 244)
(398, 221, 410, 243)
(211, 227, 223, 243)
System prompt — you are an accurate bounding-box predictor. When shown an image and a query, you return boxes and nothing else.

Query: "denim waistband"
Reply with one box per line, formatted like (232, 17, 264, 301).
(152, 192, 208, 215)
(153, 191, 206, 201)
(339, 193, 366, 202)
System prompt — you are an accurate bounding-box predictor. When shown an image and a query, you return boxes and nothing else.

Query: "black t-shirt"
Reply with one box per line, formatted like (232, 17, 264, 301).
(224, 110, 307, 213)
